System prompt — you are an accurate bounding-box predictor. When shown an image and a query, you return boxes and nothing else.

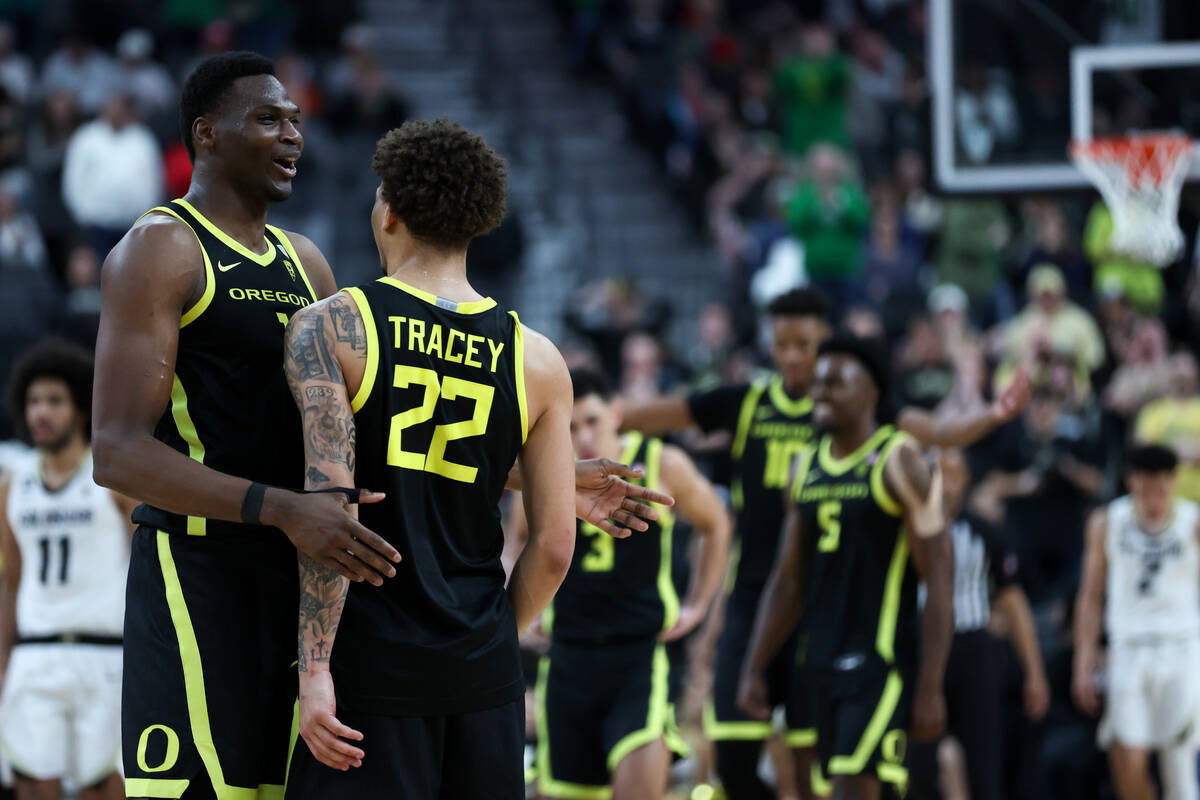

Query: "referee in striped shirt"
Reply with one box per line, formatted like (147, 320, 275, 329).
(912, 447, 1051, 800)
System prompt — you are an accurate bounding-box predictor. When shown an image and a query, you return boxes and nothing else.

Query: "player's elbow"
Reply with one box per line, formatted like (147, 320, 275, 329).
(91, 428, 136, 492)
(533, 524, 575, 579)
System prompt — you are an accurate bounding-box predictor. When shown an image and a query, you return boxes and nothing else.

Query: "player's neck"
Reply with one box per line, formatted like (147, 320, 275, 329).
(828, 415, 877, 459)
(181, 173, 270, 253)
(382, 246, 483, 303)
(1134, 500, 1172, 534)
(39, 436, 88, 489)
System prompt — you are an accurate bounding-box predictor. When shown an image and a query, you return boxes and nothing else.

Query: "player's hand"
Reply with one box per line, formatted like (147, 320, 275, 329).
(736, 671, 771, 721)
(574, 458, 675, 539)
(910, 683, 946, 741)
(1072, 659, 1101, 716)
(1024, 669, 1051, 721)
(267, 489, 400, 586)
(992, 368, 1031, 424)
(662, 603, 707, 642)
(298, 670, 364, 771)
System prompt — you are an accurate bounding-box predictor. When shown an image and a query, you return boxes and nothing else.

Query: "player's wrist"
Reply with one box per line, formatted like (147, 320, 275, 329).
(258, 486, 296, 529)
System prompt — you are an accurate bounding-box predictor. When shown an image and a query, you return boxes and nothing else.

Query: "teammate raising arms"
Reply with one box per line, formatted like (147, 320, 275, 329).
(1073, 445, 1200, 800)
(738, 334, 954, 800)
(536, 369, 731, 800)
(0, 340, 135, 800)
(622, 292, 1027, 800)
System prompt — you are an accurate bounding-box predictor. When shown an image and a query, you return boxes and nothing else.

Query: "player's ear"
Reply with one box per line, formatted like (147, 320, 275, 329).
(191, 117, 215, 154)
(383, 203, 400, 234)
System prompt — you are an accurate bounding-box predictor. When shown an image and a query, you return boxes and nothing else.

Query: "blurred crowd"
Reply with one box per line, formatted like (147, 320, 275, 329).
(0, 0, 424, 442)
(543, 1, 1200, 797)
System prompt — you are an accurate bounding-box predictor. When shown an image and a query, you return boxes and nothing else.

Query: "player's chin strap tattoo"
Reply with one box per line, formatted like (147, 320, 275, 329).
(241, 483, 363, 527)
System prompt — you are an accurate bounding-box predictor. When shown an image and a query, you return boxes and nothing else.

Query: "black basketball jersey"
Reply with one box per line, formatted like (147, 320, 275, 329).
(790, 425, 919, 676)
(728, 374, 817, 591)
(547, 432, 678, 644)
(130, 199, 319, 537)
(331, 276, 527, 715)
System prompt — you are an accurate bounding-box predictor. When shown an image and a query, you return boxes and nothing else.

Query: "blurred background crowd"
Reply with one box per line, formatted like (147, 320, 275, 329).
(2, 0, 1200, 798)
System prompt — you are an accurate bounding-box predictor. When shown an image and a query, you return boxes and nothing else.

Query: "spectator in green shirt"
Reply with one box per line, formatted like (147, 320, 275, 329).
(772, 25, 850, 156)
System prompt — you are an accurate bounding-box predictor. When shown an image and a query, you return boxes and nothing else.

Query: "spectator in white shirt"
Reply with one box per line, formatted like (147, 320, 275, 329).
(0, 22, 32, 104)
(61, 91, 163, 258)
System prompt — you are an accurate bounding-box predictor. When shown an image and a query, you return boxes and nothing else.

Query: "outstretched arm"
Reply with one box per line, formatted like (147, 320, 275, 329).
(507, 326, 577, 633)
(738, 504, 806, 720)
(1072, 510, 1108, 716)
(885, 442, 952, 741)
(898, 369, 1030, 447)
(659, 444, 731, 642)
(619, 395, 698, 435)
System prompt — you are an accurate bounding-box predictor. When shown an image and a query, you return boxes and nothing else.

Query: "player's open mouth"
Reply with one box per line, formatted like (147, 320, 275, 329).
(273, 157, 298, 178)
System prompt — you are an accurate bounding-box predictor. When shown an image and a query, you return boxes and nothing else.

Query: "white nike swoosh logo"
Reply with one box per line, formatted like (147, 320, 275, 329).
(217, 261, 241, 272)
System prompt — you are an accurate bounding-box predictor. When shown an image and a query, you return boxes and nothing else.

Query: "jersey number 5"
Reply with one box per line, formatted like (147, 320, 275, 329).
(817, 500, 841, 552)
(387, 365, 495, 484)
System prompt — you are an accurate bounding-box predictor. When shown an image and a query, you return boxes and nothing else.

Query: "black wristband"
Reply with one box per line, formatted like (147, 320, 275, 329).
(306, 486, 362, 503)
(241, 481, 270, 525)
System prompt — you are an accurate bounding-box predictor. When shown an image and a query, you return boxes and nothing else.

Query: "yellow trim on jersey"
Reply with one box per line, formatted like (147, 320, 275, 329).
(265, 224, 318, 301)
(811, 762, 833, 797)
(607, 644, 688, 770)
(125, 778, 190, 798)
(875, 533, 910, 664)
(702, 702, 772, 741)
(342, 287, 378, 413)
(378, 276, 497, 314)
(877, 761, 909, 787)
(786, 728, 817, 747)
(731, 378, 768, 460)
(789, 446, 819, 502)
(157, 532, 258, 800)
(174, 199, 274, 266)
(870, 430, 913, 518)
(283, 699, 300, 797)
(257, 785, 284, 799)
(536, 658, 612, 800)
(139, 206, 215, 328)
(170, 375, 207, 536)
(826, 669, 904, 776)
(816, 425, 893, 477)
(644, 438, 680, 633)
(767, 373, 813, 417)
(510, 311, 529, 443)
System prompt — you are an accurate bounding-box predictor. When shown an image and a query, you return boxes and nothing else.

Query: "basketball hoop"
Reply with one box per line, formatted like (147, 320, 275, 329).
(1070, 133, 1194, 267)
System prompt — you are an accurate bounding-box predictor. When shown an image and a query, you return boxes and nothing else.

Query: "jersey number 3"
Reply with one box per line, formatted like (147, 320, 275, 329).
(387, 365, 494, 484)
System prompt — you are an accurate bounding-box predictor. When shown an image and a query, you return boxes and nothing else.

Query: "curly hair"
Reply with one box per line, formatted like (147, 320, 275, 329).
(179, 51, 275, 161)
(767, 287, 830, 321)
(5, 338, 94, 445)
(372, 119, 508, 250)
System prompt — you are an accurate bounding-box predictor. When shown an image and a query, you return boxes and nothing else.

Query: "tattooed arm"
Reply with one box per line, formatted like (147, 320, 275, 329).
(283, 295, 390, 770)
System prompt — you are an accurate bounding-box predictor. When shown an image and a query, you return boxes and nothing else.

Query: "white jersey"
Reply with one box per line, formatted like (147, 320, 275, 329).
(4, 450, 128, 637)
(1105, 495, 1200, 643)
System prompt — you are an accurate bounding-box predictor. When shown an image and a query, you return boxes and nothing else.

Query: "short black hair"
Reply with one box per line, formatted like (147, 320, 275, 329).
(767, 288, 830, 321)
(372, 118, 508, 250)
(570, 368, 615, 402)
(179, 51, 276, 161)
(1126, 443, 1179, 475)
(819, 332, 890, 399)
(5, 338, 94, 445)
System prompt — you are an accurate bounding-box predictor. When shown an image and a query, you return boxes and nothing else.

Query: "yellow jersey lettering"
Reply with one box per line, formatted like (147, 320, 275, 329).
(389, 316, 407, 348)
(465, 334, 484, 368)
(245, 288, 262, 301)
(408, 319, 427, 354)
(445, 328, 465, 364)
(229, 287, 245, 300)
(426, 323, 444, 359)
(487, 339, 505, 372)
(260, 289, 275, 302)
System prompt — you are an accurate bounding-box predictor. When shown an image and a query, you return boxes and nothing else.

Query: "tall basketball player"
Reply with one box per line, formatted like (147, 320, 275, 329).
(0, 340, 135, 800)
(1074, 444, 1200, 800)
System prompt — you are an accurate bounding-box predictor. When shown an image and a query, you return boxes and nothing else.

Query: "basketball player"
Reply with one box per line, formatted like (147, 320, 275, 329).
(738, 334, 954, 800)
(1073, 444, 1200, 800)
(622, 296, 1026, 800)
(535, 368, 731, 800)
(0, 340, 135, 800)
(277, 119, 573, 797)
(93, 54, 667, 800)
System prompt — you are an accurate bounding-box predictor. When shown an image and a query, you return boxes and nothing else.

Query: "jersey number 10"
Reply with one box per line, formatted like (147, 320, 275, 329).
(387, 365, 495, 484)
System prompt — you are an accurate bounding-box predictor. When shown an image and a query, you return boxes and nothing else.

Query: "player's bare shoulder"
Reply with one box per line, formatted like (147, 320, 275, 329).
(276, 228, 336, 298)
(101, 210, 205, 306)
(515, 321, 571, 422)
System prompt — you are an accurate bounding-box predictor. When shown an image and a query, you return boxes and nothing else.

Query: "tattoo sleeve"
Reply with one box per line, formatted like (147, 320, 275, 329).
(284, 302, 360, 674)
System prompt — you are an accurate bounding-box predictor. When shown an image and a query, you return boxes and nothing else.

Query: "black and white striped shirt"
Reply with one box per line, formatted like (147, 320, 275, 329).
(950, 514, 1021, 632)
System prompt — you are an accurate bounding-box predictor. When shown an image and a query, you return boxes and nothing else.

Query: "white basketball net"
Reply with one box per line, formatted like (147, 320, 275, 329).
(1071, 134, 1194, 267)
